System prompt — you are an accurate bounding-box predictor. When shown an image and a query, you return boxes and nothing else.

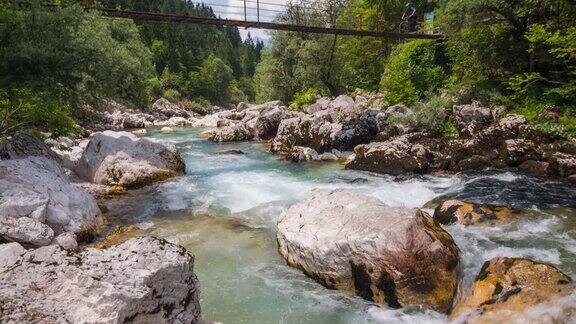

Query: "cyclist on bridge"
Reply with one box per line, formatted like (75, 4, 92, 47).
(402, 0, 418, 32)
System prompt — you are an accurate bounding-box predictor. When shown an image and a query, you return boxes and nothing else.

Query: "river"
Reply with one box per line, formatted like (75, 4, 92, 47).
(101, 127, 576, 323)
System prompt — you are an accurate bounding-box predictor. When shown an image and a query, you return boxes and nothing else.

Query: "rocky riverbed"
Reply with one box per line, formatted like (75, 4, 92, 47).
(1, 95, 576, 323)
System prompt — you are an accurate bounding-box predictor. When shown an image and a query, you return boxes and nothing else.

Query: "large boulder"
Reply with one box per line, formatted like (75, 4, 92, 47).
(271, 114, 338, 154)
(0, 131, 60, 161)
(504, 139, 542, 167)
(253, 105, 295, 140)
(76, 131, 185, 188)
(305, 97, 331, 114)
(205, 123, 254, 142)
(271, 98, 382, 157)
(155, 116, 196, 127)
(451, 257, 575, 323)
(0, 157, 102, 246)
(192, 114, 222, 128)
(453, 101, 493, 136)
(0, 236, 202, 323)
(327, 95, 358, 123)
(151, 98, 190, 118)
(550, 152, 576, 178)
(277, 190, 460, 312)
(346, 134, 432, 175)
(332, 109, 381, 150)
(433, 200, 519, 226)
(104, 110, 155, 130)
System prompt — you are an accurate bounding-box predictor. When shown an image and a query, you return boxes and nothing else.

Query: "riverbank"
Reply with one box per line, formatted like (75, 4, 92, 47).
(2, 100, 576, 323)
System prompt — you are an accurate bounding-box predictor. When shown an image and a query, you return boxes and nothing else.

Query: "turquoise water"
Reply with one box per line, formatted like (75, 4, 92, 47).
(102, 127, 576, 323)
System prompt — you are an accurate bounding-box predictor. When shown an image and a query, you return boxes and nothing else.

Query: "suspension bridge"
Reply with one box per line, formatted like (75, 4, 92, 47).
(29, 0, 443, 40)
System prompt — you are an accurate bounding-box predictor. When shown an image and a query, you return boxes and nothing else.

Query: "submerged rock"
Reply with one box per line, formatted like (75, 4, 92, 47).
(76, 131, 185, 188)
(0, 236, 202, 323)
(277, 190, 460, 312)
(289, 146, 319, 162)
(212, 149, 245, 155)
(160, 126, 174, 133)
(451, 257, 575, 323)
(0, 157, 103, 246)
(433, 200, 519, 226)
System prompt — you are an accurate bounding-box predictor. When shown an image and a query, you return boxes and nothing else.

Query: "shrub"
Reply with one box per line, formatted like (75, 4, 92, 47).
(228, 82, 247, 105)
(392, 95, 453, 133)
(0, 89, 76, 138)
(181, 98, 213, 115)
(380, 40, 449, 106)
(290, 88, 323, 111)
(162, 89, 181, 103)
(147, 77, 164, 99)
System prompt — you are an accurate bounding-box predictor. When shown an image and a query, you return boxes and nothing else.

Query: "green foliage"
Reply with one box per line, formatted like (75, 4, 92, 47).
(0, 4, 153, 135)
(516, 24, 576, 106)
(147, 77, 164, 99)
(101, 0, 264, 106)
(182, 98, 213, 115)
(162, 89, 181, 103)
(0, 89, 75, 138)
(336, 0, 388, 90)
(185, 55, 234, 106)
(254, 1, 350, 103)
(398, 95, 453, 132)
(442, 120, 459, 138)
(236, 77, 256, 102)
(380, 40, 448, 106)
(438, 0, 575, 137)
(290, 88, 323, 111)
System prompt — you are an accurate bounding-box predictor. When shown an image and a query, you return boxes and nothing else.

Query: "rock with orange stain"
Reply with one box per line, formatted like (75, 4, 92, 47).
(450, 257, 575, 323)
(433, 200, 519, 226)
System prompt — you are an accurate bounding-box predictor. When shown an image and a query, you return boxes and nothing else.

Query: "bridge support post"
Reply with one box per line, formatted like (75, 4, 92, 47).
(244, 0, 247, 21)
(257, 0, 260, 22)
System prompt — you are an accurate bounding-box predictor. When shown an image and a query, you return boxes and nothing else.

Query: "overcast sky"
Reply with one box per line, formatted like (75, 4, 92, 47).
(195, 0, 289, 41)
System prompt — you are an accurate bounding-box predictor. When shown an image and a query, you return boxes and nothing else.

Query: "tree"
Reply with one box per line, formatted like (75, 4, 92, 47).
(186, 55, 234, 105)
(380, 39, 448, 105)
(100, 0, 264, 105)
(0, 3, 153, 136)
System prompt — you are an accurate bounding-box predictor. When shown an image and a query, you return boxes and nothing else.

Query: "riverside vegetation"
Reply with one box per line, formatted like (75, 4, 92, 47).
(1, 0, 576, 323)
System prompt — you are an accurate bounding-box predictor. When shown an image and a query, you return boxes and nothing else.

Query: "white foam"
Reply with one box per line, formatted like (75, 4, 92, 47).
(367, 177, 454, 208)
(365, 306, 446, 324)
(470, 171, 522, 183)
(482, 246, 561, 265)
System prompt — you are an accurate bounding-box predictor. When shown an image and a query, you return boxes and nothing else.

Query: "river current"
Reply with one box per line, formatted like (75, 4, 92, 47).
(101, 127, 576, 323)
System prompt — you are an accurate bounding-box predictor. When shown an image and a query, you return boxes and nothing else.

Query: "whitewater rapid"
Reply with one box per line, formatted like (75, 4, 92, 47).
(101, 127, 576, 323)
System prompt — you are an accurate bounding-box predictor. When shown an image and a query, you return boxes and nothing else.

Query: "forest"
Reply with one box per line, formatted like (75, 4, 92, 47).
(1, 0, 575, 137)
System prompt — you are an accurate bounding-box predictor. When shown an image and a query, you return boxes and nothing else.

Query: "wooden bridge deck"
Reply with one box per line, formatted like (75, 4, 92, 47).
(97, 8, 443, 40)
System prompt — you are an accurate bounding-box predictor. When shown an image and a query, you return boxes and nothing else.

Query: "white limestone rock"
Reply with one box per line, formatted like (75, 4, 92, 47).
(76, 131, 185, 188)
(277, 189, 460, 312)
(0, 157, 103, 246)
(0, 236, 202, 323)
(0, 242, 26, 270)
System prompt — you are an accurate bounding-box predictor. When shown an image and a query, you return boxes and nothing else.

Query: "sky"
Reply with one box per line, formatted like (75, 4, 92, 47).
(195, 0, 290, 42)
